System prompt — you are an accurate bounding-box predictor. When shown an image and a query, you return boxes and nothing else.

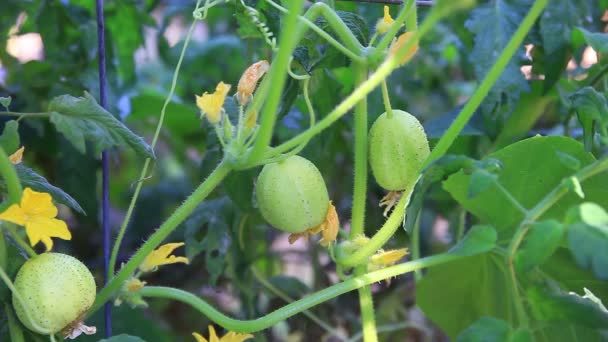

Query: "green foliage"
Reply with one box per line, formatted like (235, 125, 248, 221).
(48, 92, 154, 157)
(417, 252, 512, 339)
(0, 0, 607, 340)
(565, 202, 608, 279)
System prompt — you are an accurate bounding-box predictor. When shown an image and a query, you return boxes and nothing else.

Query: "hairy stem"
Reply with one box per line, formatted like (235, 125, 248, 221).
(91, 161, 232, 315)
(139, 252, 461, 333)
(246, 0, 306, 164)
(350, 63, 369, 238)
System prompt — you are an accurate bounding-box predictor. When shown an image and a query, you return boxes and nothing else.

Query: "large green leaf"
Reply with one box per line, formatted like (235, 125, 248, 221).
(456, 317, 532, 342)
(48, 92, 155, 158)
(443, 136, 607, 238)
(527, 286, 608, 329)
(417, 251, 513, 339)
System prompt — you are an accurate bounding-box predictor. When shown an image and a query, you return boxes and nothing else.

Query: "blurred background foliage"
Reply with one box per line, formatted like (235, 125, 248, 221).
(1, 0, 607, 341)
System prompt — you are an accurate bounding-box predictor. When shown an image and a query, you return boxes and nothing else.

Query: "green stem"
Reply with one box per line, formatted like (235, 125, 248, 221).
(339, 180, 415, 268)
(355, 267, 378, 342)
(424, 0, 548, 166)
(5, 303, 25, 342)
(108, 0, 203, 278)
(348, 321, 431, 342)
(5, 224, 36, 258)
(251, 267, 346, 341)
(405, 0, 417, 32)
(0, 264, 51, 335)
(139, 252, 461, 333)
(0, 112, 50, 118)
(0, 146, 23, 207)
(350, 63, 369, 239)
(411, 213, 421, 281)
(265, 0, 364, 63)
(246, 0, 306, 164)
(91, 161, 232, 315)
(381, 80, 393, 119)
(267, 9, 442, 159)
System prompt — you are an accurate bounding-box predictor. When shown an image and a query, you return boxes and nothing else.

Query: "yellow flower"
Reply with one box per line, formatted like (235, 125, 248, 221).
(196, 82, 231, 124)
(139, 242, 189, 273)
(9, 146, 24, 164)
(192, 325, 253, 342)
(0, 187, 71, 251)
(388, 31, 419, 66)
(376, 6, 395, 34)
(237, 60, 269, 106)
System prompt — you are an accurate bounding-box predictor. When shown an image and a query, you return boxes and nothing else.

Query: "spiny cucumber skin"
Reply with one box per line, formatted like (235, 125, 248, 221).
(369, 110, 430, 191)
(12, 253, 96, 334)
(256, 155, 330, 233)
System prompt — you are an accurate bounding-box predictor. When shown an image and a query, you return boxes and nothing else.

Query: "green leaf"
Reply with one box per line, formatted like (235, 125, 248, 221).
(0, 96, 11, 110)
(514, 220, 565, 273)
(447, 225, 497, 257)
(527, 286, 608, 329)
(182, 197, 232, 285)
(541, 249, 608, 303)
(443, 136, 607, 239)
(468, 169, 498, 198)
(573, 27, 608, 53)
(417, 252, 512, 339)
(48, 92, 155, 158)
(97, 335, 146, 342)
(565, 203, 608, 279)
(456, 317, 511, 342)
(15, 164, 85, 214)
(569, 86, 608, 150)
(465, 0, 529, 116)
(0, 120, 20, 154)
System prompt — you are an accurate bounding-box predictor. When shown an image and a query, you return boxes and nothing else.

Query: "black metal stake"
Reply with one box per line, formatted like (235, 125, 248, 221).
(94, 0, 112, 337)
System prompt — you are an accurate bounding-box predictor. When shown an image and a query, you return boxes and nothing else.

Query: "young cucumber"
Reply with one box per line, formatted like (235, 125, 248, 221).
(256, 155, 330, 233)
(369, 110, 430, 191)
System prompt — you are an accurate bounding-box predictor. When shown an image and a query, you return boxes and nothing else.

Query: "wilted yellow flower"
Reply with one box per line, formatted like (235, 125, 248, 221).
(288, 202, 340, 247)
(9, 146, 24, 164)
(388, 31, 419, 66)
(370, 248, 408, 266)
(196, 82, 231, 124)
(244, 110, 258, 129)
(237, 60, 269, 106)
(376, 6, 395, 34)
(126, 278, 147, 292)
(139, 242, 189, 273)
(192, 325, 253, 342)
(0, 187, 71, 251)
